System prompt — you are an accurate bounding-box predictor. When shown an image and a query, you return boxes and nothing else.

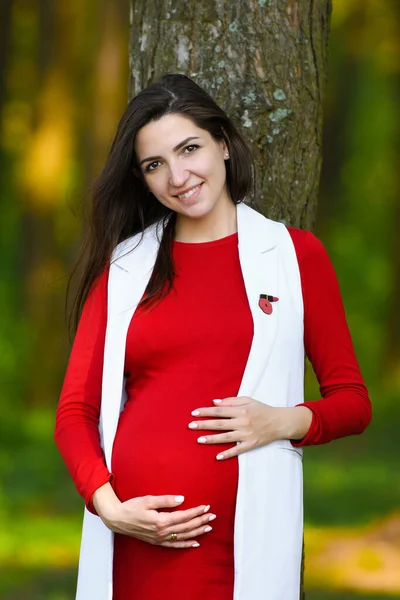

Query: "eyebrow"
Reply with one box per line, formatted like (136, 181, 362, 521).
(138, 136, 201, 167)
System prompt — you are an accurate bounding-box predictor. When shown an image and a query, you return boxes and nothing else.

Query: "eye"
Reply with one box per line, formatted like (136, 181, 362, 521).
(145, 161, 161, 173)
(183, 144, 199, 154)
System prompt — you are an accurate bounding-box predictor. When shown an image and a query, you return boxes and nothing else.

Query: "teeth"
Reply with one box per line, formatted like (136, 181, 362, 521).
(178, 184, 201, 199)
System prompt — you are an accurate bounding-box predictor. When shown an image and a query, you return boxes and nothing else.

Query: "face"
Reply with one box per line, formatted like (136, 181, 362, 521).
(134, 113, 231, 220)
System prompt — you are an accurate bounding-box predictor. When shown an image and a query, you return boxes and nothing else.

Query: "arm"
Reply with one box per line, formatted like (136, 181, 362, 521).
(288, 228, 372, 446)
(54, 268, 113, 513)
(185, 229, 371, 456)
(55, 269, 217, 545)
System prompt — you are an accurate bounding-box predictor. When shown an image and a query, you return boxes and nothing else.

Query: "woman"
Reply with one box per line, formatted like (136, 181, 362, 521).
(55, 73, 371, 600)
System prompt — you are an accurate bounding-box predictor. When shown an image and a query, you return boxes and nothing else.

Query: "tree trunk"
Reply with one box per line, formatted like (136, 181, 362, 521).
(129, 0, 332, 229)
(128, 1, 332, 595)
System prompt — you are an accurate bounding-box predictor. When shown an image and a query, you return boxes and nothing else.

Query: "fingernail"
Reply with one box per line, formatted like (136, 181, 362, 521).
(203, 505, 211, 513)
(191, 410, 200, 416)
(188, 422, 198, 429)
(213, 399, 222, 404)
(174, 495, 185, 503)
(216, 453, 224, 460)
(204, 526, 212, 533)
(192, 542, 200, 547)
(198, 437, 207, 444)
(209, 514, 216, 521)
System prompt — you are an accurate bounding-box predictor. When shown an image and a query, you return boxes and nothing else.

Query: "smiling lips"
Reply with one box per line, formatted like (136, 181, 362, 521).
(175, 183, 203, 199)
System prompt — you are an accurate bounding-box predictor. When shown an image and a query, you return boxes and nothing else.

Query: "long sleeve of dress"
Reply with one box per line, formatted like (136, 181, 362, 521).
(288, 228, 372, 446)
(54, 268, 112, 513)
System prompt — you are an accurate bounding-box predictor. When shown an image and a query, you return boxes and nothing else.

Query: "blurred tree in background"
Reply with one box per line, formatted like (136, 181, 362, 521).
(0, 1, 399, 598)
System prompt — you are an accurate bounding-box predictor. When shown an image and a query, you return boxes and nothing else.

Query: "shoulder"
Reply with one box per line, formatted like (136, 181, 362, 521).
(237, 203, 287, 252)
(238, 203, 286, 233)
(286, 227, 329, 266)
(112, 221, 162, 263)
(112, 231, 145, 261)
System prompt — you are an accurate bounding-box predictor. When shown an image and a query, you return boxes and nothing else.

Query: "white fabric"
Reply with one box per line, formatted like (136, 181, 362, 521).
(76, 202, 304, 600)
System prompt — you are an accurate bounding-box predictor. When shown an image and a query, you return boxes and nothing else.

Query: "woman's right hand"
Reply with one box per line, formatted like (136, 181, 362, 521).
(92, 483, 215, 548)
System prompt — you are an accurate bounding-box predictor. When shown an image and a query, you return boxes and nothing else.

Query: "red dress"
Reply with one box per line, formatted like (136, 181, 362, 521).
(55, 229, 371, 600)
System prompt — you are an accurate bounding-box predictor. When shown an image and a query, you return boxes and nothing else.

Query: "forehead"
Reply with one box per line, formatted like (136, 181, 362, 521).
(135, 113, 208, 155)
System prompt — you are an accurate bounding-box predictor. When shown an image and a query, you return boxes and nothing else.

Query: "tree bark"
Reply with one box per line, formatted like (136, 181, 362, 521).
(128, 1, 332, 595)
(129, 0, 332, 229)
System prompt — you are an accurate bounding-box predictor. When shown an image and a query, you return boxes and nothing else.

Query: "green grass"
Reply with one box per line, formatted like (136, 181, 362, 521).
(0, 568, 76, 600)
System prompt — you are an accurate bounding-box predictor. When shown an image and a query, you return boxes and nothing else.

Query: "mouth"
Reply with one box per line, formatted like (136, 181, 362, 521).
(174, 182, 204, 200)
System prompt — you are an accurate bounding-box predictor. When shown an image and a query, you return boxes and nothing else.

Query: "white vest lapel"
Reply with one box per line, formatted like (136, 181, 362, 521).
(236, 202, 281, 398)
(101, 222, 162, 468)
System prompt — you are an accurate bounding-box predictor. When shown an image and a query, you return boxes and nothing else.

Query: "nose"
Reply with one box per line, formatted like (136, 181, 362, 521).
(168, 160, 189, 188)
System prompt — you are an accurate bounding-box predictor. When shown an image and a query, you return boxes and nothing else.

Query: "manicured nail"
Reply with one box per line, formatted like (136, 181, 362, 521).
(209, 514, 216, 521)
(198, 437, 207, 444)
(203, 505, 211, 513)
(192, 542, 200, 547)
(216, 453, 224, 460)
(191, 410, 200, 416)
(174, 495, 185, 503)
(188, 422, 198, 429)
(204, 526, 212, 533)
(213, 399, 222, 404)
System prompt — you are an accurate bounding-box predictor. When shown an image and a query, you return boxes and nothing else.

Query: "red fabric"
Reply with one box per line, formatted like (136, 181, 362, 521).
(111, 233, 252, 599)
(54, 227, 371, 598)
(55, 270, 113, 513)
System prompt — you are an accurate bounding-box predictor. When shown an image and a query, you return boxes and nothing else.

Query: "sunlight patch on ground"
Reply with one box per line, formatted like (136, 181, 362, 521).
(305, 513, 400, 595)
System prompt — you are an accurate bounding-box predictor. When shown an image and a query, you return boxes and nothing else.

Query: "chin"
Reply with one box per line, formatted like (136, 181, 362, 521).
(177, 200, 218, 220)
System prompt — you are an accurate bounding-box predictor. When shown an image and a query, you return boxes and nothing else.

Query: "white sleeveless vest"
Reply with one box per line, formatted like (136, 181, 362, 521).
(76, 202, 305, 600)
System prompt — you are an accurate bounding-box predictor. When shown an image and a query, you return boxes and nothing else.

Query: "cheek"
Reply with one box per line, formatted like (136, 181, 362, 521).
(197, 154, 225, 179)
(144, 174, 167, 197)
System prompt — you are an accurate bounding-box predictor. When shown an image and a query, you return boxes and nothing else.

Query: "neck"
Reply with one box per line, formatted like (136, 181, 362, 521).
(174, 198, 237, 243)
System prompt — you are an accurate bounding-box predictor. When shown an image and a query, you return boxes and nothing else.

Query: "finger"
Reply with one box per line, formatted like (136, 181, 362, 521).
(171, 523, 213, 541)
(159, 504, 211, 528)
(190, 406, 240, 418)
(216, 442, 252, 461)
(213, 396, 251, 406)
(161, 540, 200, 549)
(165, 512, 216, 537)
(144, 495, 186, 510)
(197, 432, 241, 445)
(189, 418, 239, 431)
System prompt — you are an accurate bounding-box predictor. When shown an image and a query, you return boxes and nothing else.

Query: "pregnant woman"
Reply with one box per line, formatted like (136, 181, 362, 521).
(55, 73, 371, 600)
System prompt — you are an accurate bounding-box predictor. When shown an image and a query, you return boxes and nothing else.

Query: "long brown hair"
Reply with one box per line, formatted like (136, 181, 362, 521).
(68, 73, 253, 333)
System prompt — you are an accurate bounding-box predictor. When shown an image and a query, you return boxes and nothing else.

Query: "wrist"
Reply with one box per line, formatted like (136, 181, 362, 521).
(282, 406, 313, 440)
(92, 482, 121, 523)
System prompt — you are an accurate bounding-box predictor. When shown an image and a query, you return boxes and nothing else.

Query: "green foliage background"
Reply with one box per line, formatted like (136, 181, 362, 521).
(0, 1, 399, 598)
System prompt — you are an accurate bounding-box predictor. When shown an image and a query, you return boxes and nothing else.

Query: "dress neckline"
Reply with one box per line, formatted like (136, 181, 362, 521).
(173, 232, 238, 249)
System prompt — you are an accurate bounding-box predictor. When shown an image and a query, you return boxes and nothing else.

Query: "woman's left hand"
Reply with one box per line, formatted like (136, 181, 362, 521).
(188, 397, 312, 460)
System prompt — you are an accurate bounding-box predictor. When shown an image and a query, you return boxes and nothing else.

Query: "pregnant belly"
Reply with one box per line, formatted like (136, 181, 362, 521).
(111, 391, 238, 518)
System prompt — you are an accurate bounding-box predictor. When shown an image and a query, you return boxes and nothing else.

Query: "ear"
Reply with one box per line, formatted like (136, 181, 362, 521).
(219, 130, 229, 160)
(133, 167, 141, 178)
